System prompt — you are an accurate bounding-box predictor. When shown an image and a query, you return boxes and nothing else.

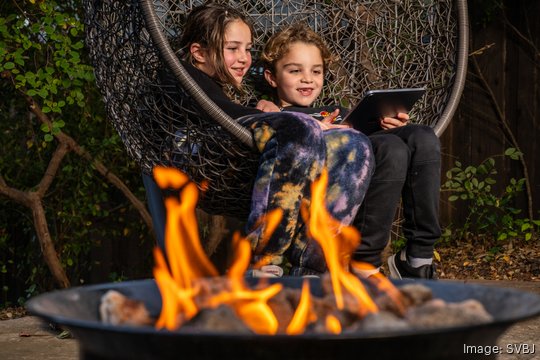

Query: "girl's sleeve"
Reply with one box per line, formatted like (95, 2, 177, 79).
(181, 64, 262, 119)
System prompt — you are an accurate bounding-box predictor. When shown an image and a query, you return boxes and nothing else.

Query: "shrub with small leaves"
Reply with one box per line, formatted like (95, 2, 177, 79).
(442, 148, 539, 243)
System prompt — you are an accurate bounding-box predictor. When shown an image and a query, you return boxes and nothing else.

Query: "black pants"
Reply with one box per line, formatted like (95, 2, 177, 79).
(352, 124, 441, 267)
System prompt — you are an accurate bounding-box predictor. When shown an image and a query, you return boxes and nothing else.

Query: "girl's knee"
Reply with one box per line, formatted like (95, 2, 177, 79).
(248, 112, 325, 152)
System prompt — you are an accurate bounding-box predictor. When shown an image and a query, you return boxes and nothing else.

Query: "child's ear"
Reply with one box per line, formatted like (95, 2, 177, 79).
(264, 69, 278, 88)
(190, 43, 206, 64)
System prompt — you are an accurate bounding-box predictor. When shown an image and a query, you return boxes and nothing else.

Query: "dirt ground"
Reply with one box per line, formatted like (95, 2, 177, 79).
(435, 239, 540, 281)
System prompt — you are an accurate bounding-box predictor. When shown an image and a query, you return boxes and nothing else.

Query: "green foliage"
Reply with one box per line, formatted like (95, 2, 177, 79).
(442, 148, 540, 243)
(0, 0, 95, 143)
(0, 1, 153, 307)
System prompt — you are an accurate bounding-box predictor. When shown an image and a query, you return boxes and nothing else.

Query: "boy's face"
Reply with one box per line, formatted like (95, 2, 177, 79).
(264, 42, 324, 107)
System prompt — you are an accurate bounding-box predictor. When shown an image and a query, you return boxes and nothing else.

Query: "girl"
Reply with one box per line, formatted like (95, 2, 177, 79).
(260, 23, 441, 279)
(160, 3, 374, 276)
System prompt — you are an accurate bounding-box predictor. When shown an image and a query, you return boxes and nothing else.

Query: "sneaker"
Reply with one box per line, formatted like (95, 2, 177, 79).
(387, 252, 437, 280)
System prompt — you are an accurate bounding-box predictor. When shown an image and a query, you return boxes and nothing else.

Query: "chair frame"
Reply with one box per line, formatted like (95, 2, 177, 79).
(84, 0, 469, 218)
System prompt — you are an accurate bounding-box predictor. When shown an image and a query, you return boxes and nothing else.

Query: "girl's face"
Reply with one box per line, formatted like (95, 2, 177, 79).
(264, 42, 324, 107)
(191, 19, 252, 86)
(222, 20, 253, 85)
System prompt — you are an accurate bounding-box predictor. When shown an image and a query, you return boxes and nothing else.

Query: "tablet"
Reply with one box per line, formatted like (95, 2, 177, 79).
(342, 88, 426, 135)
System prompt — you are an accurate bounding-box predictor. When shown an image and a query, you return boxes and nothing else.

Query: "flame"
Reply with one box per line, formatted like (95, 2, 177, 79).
(286, 280, 316, 335)
(152, 166, 283, 334)
(207, 232, 283, 335)
(151, 166, 402, 335)
(301, 168, 378, 319)
(325, 315, 342, 334)
(351, 261, 405, 315)
(152, 167, 218, 330)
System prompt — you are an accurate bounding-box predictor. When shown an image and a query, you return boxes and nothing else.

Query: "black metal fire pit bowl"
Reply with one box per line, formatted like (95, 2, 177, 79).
(26, 278, 540, 360)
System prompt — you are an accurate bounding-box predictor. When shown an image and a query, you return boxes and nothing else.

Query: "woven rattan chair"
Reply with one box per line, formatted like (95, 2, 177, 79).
(83, 0, 469, 244)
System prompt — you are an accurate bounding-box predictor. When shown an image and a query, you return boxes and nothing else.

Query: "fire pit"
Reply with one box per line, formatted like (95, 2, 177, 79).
(27, 277, 540, 360)
(26, 168, 540, 359)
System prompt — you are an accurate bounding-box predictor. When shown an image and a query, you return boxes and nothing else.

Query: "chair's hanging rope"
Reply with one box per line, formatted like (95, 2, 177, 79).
(433, 0, 469, 136)
(139, 0, 256, 149)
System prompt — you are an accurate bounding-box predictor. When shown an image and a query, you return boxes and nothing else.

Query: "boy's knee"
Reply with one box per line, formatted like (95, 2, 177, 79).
(371, 135, 410, 170)
(409, 125, 440, 154)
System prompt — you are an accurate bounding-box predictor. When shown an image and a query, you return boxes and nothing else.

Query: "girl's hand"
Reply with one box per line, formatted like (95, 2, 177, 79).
(256, 100, 281, 112)
(380, 112, 409, 130)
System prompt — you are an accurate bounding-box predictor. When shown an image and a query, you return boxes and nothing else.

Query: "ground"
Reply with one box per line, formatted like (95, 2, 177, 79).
(0, 306, 26, 321)
(435, 238, 540, 281)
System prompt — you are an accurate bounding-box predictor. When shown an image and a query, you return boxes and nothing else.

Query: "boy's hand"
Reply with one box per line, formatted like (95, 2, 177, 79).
(320, 108, 350, 129)
(256, 100, 281, 112)
(380, 112, 409, 130)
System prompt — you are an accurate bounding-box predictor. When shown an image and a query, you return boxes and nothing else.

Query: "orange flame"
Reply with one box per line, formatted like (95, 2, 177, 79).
(152, 167, 218, 330)
(207, 232, 283, 335)
(151, 166, 402, 335)
(325, 315, 342, 334)
(301, 168, 378, 320)
(351, 261, 405, 314)
(286, 280, 316, 335)
(152, 167, 283, 334)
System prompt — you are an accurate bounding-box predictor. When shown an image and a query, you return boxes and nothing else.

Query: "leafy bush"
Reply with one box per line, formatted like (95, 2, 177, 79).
(0, 0, 153, 307)
(442, 148, 540, 243)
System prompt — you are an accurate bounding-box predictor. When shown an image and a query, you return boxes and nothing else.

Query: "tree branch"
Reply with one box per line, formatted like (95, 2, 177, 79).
(0, 174, 70, 288)
(36, 143, 70, 198)
(0, 175, 32, 207)
(25, 95, 153, 230)
(28, 192, 71, 288)
(0, 85, 155, 288)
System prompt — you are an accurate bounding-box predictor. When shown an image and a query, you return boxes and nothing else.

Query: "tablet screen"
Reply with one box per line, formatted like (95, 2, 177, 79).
(343, 88, 426, 135)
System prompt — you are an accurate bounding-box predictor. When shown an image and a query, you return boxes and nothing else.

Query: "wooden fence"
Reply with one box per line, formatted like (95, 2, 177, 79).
(439, 0, 540, 227)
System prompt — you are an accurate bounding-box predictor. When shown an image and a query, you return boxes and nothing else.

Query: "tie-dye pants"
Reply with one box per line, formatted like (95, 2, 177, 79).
(239, 111, 374, 275)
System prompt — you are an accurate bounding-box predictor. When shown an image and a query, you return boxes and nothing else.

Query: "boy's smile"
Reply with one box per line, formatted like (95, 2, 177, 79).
(264, 42, 324, 108)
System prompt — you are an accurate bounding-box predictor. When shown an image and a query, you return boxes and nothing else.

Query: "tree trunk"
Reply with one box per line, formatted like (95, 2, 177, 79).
(29, 193, 71, 288)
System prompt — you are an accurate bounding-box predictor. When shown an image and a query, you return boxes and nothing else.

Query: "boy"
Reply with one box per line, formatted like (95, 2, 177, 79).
(258, 23, 441, 279)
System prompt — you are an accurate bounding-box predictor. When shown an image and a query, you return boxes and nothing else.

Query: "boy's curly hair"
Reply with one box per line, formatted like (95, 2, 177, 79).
(260, 23, 336, 73)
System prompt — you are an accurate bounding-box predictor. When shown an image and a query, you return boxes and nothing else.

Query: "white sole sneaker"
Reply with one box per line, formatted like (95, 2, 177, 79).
(387, 254, 403, 279)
